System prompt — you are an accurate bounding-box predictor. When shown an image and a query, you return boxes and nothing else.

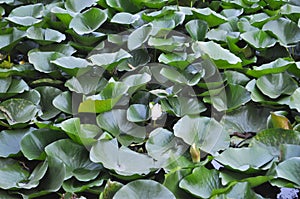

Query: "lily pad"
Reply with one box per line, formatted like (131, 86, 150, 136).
(45, 139, 102, 181)
(26, 27, 66, 44)
(113, 179, 175, 199)
(173, 115, 230, 155)
(90, 138, 156, 176)
(69, 8, 107, 35)
(275, 157, 300, 186)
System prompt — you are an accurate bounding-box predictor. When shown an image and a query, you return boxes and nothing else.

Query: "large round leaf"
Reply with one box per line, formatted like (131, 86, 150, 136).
(90, 138, 156, 176)
(35, 86, 62, 120)
(26, 27, 66, 44)
(45, 139, 102, 181)
(173, 115, 230, 155)
(185, 19, 208, 41)
(53, 91, 72, 114)
(113, 179, 175, 199)
(256, 72, 298, 99)
(0, 98, 39, 125)
(0, 128, 30, 158)
(0, 158, 29, 189)
(65, 0, 97, 13)
(69, 8, 107, 35)
(179, 166, 221, 198)
(28, 50, 64, 73)
(128, 24, 152, 51)
(275, 157, 300, 186)
(20, 129, 67, 160)
(240, 30, 276, 49)
(96, 109, 146, 146)
(6, 4, 43, 26)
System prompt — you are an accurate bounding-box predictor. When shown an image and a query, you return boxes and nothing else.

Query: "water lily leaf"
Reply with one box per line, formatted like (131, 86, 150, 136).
(106, 0, 141, 12)
(220, 104, 271, 134)
(111, 12, 140, 24)
(53, 91, 72, 114)
(160, 67, 204, 86)
(146, 128, 188, 167)
(158, 52, 194, 70)
(127, 104, 150, 122)
(179, 166, 221, 198)
(61, 117, 102, 145)
(51, 56, 90, 76)
(192, 7, 227, 27)
(280, 144, 300, 161)
(65, 0, 97, 13)
(28, 50, 64, 73)
(193, 41, 242, 68)
(215, 182, 264, 199)
(78, 82, 128, 113)
(173, 115, 230, 155)
(0, 77, 29, 99)
(0, 98, 39, 125)
(26, 27, 66, 44)
(18, 90, 41, 106)
(250, 128, 300, 157)
(0, 158, 29, 189)
(45, 139, 102, 181)
(185, 19, 208, 41)
(256, 72, 298, 99)
(163, 168, 193, 199)
(246, 58, 294, 78)
(96, 109, 146, 146)
(0, 28, 26, 49)
(0, 128, 31, 158)
(224, 70, 250, 85)
(63, 177, 104, 193)
(65, 74, 107, 95)
(90, 138, 156, 176)
(263, 18, 300, 46)
(17, 161, 48, 189)
(89, 49, 132, 70)
(214, 145, 274, 172)
(35, 86, 62, 120)
(211, 83, 251, 112)
(69, 8, 107, 35)
(161, 96, 206, 117)
(128, 24, 152, 51)
(122, 73, 151, 94)
(6, 4, 44, 26)
(20, 129, 66, 160)
(240, 30, 276, 49)
(276, 157, 300, 186)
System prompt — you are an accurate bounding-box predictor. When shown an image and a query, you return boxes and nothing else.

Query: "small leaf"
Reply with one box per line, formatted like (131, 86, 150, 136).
(270, 112, 292, 130)
(128, 24, 152, 51)
(185, 19, 208, 41)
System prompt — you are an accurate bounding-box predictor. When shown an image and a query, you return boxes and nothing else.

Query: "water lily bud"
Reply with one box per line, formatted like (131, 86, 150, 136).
(190, 143, 200, 163)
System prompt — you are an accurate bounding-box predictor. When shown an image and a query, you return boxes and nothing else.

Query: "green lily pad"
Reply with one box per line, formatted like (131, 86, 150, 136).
(161, 96, 206, 117)
(63, 177, 104, 193)
(113, 179, 175, 199)
(193, 41, 242, 69)
(0, 158, 29, 189)
(28, 50, 64, 73)
(90, 138, 156, 176)
(0, 128, 31, 158)
(0, 28, 26, 50)
(6, 4, 44, 26)
(215, 145, 274, 172)
(173, 115, 230, 155)
(53, 91, 72, 114)
(78, 82, 128, 113)
(185, 19, 208, 41)
(65, 0, 97, 13)
(0, 98, 39, 125)
(179, 166, 221, 198)
(256, 72, 298, 99)
(51, 56, 90, 76)
(250, 128, 300, 157)
(127, 104, 150, 122)
(35, 86, 62, 120)
(240, 30, 276, 49)
(96, 109, 146, 146)
(128, 24, 152, 51)
(69, 8, 107, 35)
(26, 27, 66, 44)
(20, 128, 67, 160)
(220, 104, 271, 134)
(263, 18, 300, 46)
(276, 157, 300, 186)
(192, 7, 227, 27)
(0, 77, 29, 99)
(45, 139, 102, 181)
(111, 12, 140, 24)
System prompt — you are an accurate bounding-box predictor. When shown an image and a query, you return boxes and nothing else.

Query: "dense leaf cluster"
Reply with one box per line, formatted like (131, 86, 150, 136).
(0, 0, 300, 198)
